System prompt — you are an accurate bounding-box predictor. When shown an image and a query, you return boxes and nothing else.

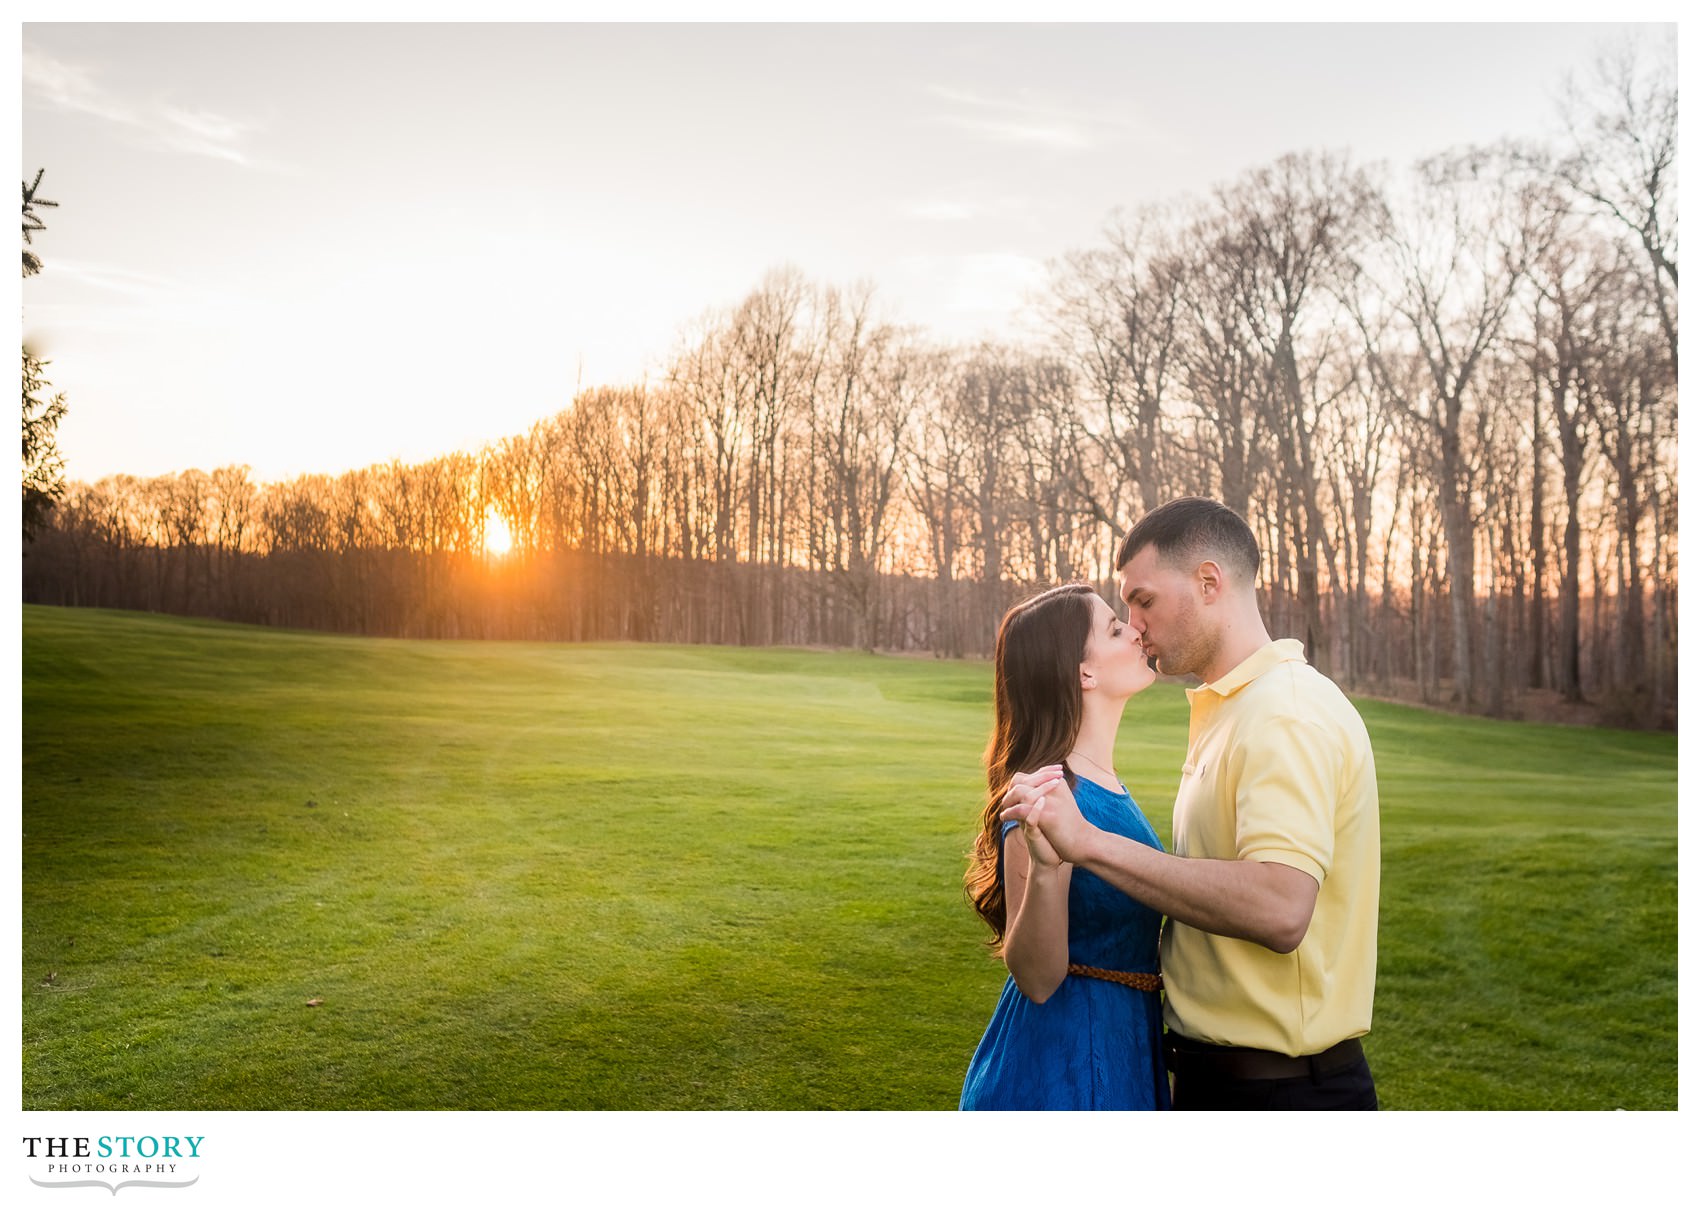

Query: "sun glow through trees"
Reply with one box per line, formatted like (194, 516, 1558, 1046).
(483, 510, 514, 558)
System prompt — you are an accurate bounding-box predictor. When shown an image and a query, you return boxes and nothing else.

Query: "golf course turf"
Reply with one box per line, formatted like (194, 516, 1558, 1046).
(22, 605, 1677, 1109)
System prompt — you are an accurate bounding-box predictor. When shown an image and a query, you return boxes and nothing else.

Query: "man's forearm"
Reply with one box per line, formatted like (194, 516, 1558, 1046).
(1075, 829, 1316, 953)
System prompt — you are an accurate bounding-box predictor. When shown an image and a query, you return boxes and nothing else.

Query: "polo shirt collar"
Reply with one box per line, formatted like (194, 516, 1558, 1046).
(1194, 638, 1307, 698)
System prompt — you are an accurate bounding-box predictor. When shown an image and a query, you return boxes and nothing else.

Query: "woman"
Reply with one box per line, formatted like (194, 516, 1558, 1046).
(960, 583, 1169, 1110)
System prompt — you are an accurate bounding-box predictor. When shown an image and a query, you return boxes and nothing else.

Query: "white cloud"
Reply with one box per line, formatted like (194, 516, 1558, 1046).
(908, 200, 980, 221)
(159, 106, 257, 165)
(884, 251, 1049, 345)
(925, 82, 1140, 153)
(49, 260, 194, 302)
(23, 44, 143, 130)
(936, 114, 1093, 150)
(23, 42, 259, 167)
(904, 193, 1036, 223)
(936, 252, 1049, 312)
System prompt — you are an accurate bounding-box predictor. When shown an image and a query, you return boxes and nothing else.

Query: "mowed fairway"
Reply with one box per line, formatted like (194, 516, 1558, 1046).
(22, 606, 1677, 1109)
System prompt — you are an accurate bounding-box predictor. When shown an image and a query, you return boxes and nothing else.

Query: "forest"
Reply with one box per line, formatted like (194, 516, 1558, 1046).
(23, 46, 1676, 728)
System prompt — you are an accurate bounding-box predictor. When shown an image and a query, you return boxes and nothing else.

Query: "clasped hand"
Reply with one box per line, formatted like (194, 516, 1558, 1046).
(999, 766, 1094, 868)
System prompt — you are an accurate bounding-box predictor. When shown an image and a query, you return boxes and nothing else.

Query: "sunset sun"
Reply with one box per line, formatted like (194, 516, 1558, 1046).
(483, 510, 514, 557)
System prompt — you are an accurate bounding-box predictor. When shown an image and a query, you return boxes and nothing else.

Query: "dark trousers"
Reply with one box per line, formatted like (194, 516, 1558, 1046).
(1167, 1034, 1378, 1111)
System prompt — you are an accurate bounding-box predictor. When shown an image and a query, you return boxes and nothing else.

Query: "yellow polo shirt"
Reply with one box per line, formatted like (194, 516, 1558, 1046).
(1160, 638, 1380, 1056)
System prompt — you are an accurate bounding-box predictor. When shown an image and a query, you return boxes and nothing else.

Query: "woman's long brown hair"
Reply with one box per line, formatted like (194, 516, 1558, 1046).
(964, 583, 1094, 949)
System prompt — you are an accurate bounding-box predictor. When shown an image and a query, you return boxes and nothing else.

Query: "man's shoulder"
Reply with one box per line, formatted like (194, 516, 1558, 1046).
(1240, 651, 1338, 703)
(1242, 658, 1371, 742)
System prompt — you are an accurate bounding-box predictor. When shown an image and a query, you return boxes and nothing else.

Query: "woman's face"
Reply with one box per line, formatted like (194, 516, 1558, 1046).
(1081, 593, 1157, 700)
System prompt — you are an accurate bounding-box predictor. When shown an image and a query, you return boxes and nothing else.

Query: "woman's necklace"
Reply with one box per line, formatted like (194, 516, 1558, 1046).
(1068, 749, 1122, 787)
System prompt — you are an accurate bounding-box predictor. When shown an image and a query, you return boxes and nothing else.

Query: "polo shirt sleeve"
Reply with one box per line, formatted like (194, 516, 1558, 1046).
(1230, 712, 1338, 884)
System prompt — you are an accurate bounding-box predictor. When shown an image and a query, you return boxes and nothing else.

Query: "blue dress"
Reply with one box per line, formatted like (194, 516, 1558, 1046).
(960, 777, 1170, 1110)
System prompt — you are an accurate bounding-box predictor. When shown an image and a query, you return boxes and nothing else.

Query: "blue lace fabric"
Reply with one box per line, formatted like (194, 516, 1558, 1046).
(959, 777, 1170, 1110)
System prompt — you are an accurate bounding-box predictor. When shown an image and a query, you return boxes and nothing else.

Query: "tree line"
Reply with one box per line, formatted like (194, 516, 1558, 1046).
(23, 42, 1676, 728)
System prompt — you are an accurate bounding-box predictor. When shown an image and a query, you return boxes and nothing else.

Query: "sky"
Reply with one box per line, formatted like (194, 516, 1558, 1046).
(20, 20, 1668, 485)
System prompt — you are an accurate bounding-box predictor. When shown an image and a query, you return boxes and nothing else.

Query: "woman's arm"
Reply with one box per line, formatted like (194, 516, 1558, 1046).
(999, 784, 1074, 1004)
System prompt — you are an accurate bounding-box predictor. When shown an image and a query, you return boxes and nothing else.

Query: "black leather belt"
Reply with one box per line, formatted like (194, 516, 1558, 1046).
(1164, 1034, 1365, 1081)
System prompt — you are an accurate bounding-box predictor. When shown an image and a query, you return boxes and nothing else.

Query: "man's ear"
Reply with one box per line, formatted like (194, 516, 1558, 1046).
(1197, 559, 1224, 604)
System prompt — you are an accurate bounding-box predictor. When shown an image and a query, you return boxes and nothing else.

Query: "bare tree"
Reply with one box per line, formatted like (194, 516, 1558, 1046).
(732, 266, 816, 642)
(1354, 147, 1556, 706)
(1557, 34, 1678, 374)
(1218, 152, 1382, 669)
(1525, 221, 1614, 701)
(1321, 351, 1399, 688)
(903, 353, 979, 656)
(1171, 209, 1267, 517)
(1047, 208, 1182, 533)
(1581, 263, 1670, 718)
(803, 286, 933, 647)
(953, 345, 1038, 637)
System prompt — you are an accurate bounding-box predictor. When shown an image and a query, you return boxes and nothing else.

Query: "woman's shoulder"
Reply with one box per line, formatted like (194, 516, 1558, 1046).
(1076, 778, 1162, 845)
(1072, 775, 1133, 803)
(1073, 776, 1141, 821)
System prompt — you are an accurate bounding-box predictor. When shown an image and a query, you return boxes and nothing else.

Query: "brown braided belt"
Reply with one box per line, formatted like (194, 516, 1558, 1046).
(1067, 964, 1162, 992)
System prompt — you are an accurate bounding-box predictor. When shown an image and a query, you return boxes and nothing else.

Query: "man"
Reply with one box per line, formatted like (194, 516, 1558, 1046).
(1002, 496, 1380, 1110)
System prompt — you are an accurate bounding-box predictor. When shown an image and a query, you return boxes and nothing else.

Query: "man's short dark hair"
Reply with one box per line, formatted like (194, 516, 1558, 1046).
(1115, 496, 1260, 582)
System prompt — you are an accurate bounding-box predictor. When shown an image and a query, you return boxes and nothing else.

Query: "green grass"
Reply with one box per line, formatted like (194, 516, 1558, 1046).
(21, 605, 1676, 1109)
